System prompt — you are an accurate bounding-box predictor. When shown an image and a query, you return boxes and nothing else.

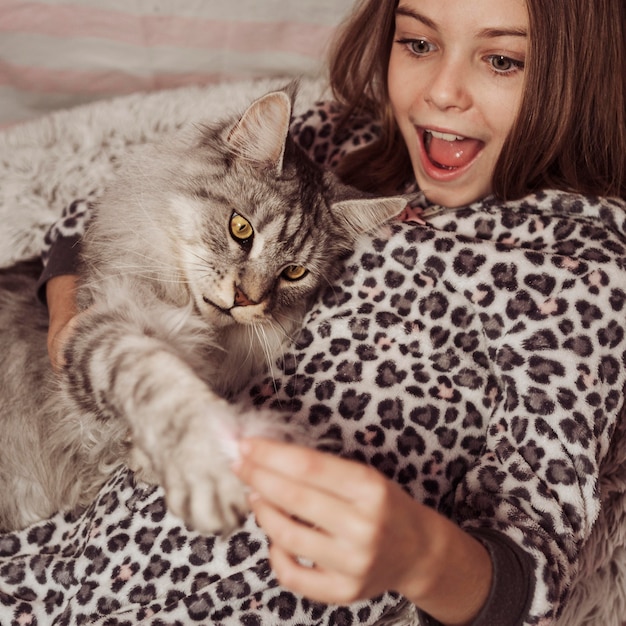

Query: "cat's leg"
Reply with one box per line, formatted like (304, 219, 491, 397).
(62, 303, 249, 535)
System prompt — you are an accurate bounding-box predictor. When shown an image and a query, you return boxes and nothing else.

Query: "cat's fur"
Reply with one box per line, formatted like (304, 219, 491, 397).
(0, 86, 404, 534)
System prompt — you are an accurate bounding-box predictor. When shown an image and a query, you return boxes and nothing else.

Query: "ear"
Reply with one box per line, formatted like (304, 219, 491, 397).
(331, 196, 407, 238)
(226, 90, 293, 174)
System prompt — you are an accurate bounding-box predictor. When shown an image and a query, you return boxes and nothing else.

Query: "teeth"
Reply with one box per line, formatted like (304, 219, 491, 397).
(427, 129, 465, 142)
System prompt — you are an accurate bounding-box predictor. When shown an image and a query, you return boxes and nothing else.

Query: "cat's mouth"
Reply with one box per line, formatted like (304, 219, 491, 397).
(202, 295, 267, 325)
(202, 295, 232, 317)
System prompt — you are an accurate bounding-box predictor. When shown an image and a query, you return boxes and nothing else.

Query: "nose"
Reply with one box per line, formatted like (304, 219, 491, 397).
(424, 54, 472, 111)
(233, 284, 256, 307)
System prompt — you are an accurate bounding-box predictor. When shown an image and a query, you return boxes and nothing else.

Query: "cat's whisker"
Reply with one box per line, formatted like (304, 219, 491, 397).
(81, 245, 188, 279)
(254, 324, 280, 389)
(249, 324, 273, 378)
(242, 324, 259, 368)
(88, 263, 187, 285)
(271, 316, 305, 344)
(82, 269, 191, 289)
(320, 268, 343, 292)
(187, 249, 216, 268)
(133, 187, 165, 232)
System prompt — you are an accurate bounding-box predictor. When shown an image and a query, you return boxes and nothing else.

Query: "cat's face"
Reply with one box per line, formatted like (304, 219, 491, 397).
(126, 86, 405, 331)
(175, 180, 351, 330)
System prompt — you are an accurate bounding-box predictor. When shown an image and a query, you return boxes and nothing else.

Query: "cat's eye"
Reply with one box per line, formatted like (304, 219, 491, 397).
(282, 265, 308, 281)
(230, 212, 254, 243)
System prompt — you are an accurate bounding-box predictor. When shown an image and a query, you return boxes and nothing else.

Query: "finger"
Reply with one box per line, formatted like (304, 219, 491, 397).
(236, 440, 394, 538)
(244, 461, 364, 539)
(268, 544, 366, 605)
(238, 438, 377, 502)
(250, 495, 360, 576)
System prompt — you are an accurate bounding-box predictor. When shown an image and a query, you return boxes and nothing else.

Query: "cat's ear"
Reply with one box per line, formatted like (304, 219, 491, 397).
(226, 89, 293, 174)
(331, 196, 407, 237)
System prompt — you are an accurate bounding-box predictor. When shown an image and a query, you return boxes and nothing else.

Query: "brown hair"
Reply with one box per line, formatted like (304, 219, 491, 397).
(327, 0, 626, 200)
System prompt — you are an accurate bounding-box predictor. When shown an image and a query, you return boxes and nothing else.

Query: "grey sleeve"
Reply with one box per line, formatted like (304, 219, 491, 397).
(417, 528, 534, 626)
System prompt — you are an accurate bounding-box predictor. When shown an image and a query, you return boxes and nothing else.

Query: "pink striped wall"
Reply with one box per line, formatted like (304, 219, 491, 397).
(0, 4, 335, 55)
(0, 1, 353, 126)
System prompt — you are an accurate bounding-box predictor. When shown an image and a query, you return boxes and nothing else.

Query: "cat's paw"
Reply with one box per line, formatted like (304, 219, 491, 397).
(156, 405, 250, 535)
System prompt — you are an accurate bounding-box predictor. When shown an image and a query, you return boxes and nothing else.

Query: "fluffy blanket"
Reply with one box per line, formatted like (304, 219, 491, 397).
(1, 77, 625, 626)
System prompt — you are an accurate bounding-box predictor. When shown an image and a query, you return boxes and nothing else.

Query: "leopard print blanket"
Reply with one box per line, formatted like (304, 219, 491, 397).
(2, 77, 626, 626)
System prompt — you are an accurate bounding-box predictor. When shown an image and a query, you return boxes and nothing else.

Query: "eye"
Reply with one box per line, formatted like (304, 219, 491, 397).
(396, 37, 436, 57)
(230, 212, 254, 243)
(488, 54, 524, 74)
(281, 265, 308, 281)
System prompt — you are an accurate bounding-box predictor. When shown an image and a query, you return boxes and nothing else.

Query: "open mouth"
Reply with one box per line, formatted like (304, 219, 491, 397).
(422, 129, 484, 171)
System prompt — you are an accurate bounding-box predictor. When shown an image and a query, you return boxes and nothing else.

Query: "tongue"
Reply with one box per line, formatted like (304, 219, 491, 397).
(427, 135, 482, 169)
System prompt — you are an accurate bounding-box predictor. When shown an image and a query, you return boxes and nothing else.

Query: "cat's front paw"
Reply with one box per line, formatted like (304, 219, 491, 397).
(156, 405, 250, 535)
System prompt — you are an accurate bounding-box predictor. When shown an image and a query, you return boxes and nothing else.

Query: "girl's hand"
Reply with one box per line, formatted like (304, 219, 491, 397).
(46, 274, 79, 372)
(234, 438, 492, 625)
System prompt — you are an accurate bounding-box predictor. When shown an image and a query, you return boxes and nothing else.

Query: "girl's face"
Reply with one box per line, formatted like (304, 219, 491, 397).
(388, 0, 528, 207)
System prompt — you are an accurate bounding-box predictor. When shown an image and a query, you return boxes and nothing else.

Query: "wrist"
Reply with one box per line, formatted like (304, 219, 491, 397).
(399, 507, 493, 626)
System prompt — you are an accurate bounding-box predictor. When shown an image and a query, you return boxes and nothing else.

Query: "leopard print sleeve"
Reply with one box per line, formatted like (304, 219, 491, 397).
(446, 193, 626, 620)
(410, 192, 626, 622)
(36, 198, 94, 301)
(290, 101, 381, 171)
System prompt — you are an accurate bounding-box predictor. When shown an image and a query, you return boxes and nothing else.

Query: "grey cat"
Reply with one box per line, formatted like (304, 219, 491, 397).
(0, 86, 404, 534)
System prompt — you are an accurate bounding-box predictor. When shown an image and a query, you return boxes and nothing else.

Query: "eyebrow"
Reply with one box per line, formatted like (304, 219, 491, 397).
(395, 5, 528, 39)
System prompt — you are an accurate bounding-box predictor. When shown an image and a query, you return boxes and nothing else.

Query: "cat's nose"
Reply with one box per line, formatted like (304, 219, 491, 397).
(233, 285, 256, 307)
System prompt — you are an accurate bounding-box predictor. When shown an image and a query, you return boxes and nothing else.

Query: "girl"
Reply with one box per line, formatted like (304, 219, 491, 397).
(232, 2, 626, 625)
(24, 0, 626, 625)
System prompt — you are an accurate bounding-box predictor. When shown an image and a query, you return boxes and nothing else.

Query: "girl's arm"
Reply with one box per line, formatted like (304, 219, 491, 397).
(38, 199, 93, 369)
(235, 438, 496, 626)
